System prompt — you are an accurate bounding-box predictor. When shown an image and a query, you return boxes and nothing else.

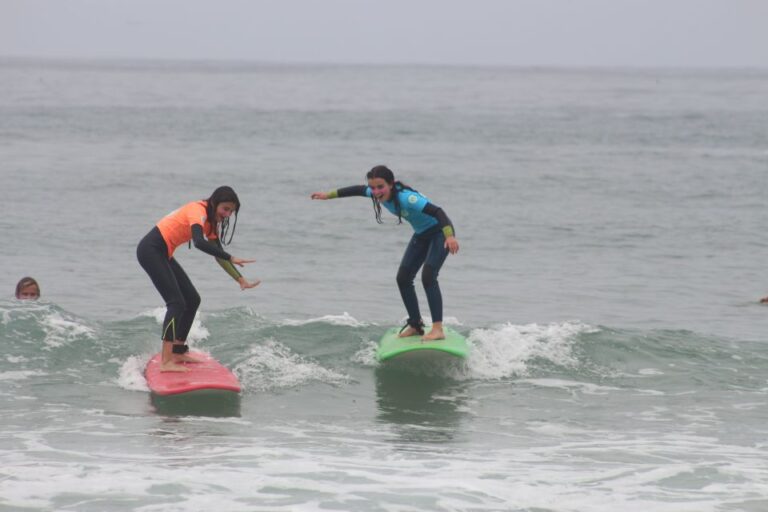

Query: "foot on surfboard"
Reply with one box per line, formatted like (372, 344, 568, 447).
(398, 320, 425, 338)
(160, 362, 189, 373)
(146, 351, 241, 395)
(173, 353, 205, 364)
(422, 329, 445, 341)
(377, 326, 469, 361)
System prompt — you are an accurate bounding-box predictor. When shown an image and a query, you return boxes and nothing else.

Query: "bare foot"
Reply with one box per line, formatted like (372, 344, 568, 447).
(422, 329, 445, 341)
(174, 353, 204, 363)
(398, 326, 421, 338)
(160, 362, 189, 372)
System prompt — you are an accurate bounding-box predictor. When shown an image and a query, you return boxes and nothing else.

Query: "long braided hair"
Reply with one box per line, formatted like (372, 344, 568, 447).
(366, 165, 418, 225)
(204, 186, 240, 245)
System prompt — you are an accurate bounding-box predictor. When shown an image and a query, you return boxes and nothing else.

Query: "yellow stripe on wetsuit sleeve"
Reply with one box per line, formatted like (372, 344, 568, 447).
(217, 257, 242, 281)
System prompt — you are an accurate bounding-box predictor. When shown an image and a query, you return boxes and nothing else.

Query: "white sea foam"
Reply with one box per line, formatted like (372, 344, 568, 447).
(40, 311, 96, 348)
(2, 424, 765, 512)
(0, 370, 46, 381)
(351, 338, 379, 367)
(235, 338, 349, 391)
(519, 378, 621, 395)
(280, 311, 368, 327)
(116, 354, 150, 392)
(464, 321, 596, 380)
(0, 300, 50, 324)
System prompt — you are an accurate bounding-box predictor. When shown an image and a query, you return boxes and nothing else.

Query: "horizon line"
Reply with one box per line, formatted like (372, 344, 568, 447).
(2, 54, 767, 73)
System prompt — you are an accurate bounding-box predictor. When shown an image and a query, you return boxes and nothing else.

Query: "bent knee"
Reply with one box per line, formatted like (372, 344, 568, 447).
(396, 267, 414, 287)
(166, 297, 187, 314)
(421, 265, 439, 289)
(186, 292, 201, 311)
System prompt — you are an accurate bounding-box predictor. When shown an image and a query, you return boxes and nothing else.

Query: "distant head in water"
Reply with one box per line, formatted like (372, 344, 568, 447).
(205, 186, 240, 245)
(365, 165, 417, 225)
(15, 277, 40, 300)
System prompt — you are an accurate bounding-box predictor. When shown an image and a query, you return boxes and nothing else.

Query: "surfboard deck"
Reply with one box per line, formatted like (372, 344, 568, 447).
(376, 326, 469, 362)
(145, 351, 241, 396)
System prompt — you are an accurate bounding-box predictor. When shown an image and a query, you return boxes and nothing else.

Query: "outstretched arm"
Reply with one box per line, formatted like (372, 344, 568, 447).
(215, 250, 260, 290)
(192, 225, 260, 289)
(311, 185, 369, 200)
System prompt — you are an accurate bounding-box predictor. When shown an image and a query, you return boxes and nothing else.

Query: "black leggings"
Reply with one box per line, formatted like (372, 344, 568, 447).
(396, 226, 449, 326)
(136, 227, 200, 342)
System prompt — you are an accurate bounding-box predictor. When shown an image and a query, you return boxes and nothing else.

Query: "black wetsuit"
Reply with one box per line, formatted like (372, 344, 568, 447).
(136, 224, 240, 342)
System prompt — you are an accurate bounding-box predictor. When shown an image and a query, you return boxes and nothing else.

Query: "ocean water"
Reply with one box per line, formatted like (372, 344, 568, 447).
(2, 58, 768, 511)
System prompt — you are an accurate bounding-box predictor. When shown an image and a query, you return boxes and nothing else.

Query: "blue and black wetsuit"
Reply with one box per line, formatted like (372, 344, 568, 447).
(330, 184, 456, 330)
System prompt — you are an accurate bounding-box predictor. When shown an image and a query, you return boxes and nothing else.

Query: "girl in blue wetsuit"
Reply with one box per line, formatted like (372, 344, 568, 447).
(311, 165, 460, 341)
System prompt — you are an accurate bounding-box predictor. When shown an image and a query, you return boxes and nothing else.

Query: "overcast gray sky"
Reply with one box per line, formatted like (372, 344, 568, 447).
(2, 0, 767, 67)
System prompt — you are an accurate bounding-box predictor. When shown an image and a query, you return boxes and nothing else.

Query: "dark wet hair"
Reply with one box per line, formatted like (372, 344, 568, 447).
(205, 186, 240, 245)
(15, 277, 40, 299)
(366, 165, 417, 225)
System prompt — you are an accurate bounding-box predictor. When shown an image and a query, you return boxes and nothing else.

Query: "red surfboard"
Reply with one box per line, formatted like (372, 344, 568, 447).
(145, 351, 241, 396)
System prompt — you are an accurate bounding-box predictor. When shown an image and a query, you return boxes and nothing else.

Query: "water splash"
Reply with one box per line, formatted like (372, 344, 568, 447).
(41, 310, 96, 348)
(465, 321, 597, 380)
(234, 338, 350, 392)
(279, 311, 369, 327)
(115, 355, 150, 392)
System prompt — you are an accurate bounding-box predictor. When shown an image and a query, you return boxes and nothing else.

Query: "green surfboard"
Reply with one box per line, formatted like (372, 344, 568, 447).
(376, 326, 469, 362)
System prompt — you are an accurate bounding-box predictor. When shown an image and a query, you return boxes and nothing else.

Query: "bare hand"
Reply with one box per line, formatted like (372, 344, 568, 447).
(230, 257, 256, 267)
(310, 192, 329, 200)
(445, 236, 460, 255)
(238, 277, 261, 290)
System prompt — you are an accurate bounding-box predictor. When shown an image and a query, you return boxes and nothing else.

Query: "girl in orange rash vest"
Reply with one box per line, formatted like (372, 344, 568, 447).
(136, 186, 259, 372)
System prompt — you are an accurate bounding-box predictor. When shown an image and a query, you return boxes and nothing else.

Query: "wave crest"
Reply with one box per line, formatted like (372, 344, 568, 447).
(465, 321, 597, 380)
